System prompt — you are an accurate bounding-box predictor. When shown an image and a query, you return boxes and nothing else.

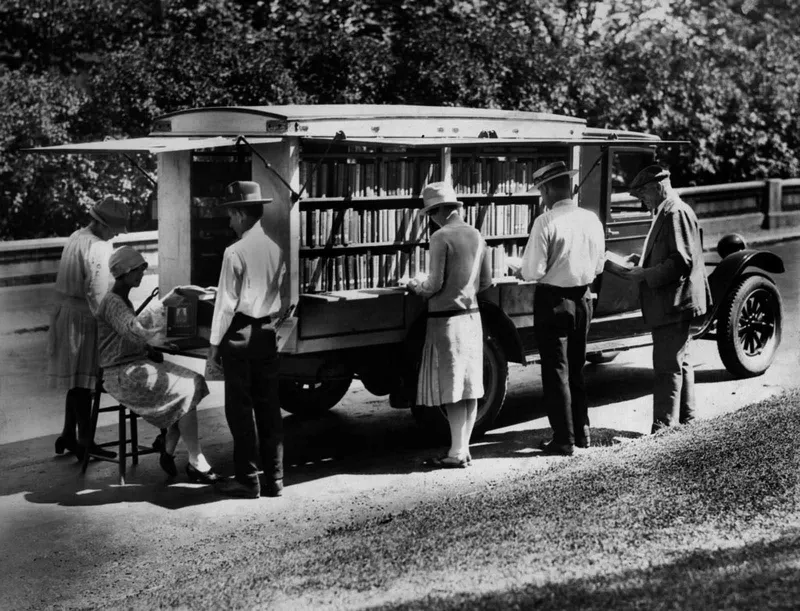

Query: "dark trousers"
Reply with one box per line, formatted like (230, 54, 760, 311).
(651, 319, 694, 430)
(534, 285, 593, 446)
(220, 313, 284, 484)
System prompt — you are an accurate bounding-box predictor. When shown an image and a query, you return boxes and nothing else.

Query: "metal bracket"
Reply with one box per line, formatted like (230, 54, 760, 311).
(235, 135, 303, 203)
(103, 137, 157, 187)
(294, 130, 347, 201)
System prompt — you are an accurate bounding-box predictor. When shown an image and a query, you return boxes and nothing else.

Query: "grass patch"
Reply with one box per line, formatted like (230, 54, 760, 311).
(124, 390, 800, 610)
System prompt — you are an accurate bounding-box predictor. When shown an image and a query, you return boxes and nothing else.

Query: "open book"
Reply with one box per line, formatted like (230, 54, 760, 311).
(604, 251, 634, 276)
(161, 285, 217, 306)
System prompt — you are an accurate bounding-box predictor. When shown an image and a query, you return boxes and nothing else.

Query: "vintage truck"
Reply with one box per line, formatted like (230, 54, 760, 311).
(30, 105, 784, 436)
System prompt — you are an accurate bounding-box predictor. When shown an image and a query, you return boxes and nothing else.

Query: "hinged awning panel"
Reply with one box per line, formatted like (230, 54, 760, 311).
(301, 136, 686, 149)
(25, 136, 282, 155)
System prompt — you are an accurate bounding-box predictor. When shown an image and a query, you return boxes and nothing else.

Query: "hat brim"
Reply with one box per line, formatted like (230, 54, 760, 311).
(89, 207, 128, 233)
(529, 168, 578, 191)
(217, 198, 273, 207)
(422, 200, 463, 214)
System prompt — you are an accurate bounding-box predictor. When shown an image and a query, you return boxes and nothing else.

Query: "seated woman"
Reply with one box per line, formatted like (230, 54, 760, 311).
(96, 246, 219, 483)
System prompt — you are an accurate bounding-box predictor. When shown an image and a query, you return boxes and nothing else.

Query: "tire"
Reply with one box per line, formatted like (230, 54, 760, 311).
(411, 330, 509, 440)
(278, 376, 352, 417)
(586, 350, 620, 364)
(716, 275, 782, 378)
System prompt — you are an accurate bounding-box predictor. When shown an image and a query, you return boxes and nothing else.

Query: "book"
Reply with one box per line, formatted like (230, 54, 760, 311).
(604, 251, 635, 276)
(161, 285, 217, 305)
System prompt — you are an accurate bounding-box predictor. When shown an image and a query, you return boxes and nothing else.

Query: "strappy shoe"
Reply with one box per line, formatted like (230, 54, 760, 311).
(186, 464, 220, 484)
(422, 455, 471, 469)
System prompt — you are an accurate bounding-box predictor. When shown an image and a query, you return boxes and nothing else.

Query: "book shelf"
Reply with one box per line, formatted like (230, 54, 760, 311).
(190, 151, 251, 288)
(296, 142, 568, 294)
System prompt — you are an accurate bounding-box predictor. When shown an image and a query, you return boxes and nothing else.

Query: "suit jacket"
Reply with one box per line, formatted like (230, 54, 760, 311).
(639, 195, 710, 328)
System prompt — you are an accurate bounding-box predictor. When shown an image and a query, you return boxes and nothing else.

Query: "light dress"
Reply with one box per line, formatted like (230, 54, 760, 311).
(416, 219, 492, 407)
(97, 293, 209, 430)
(47, 226, 114, 390)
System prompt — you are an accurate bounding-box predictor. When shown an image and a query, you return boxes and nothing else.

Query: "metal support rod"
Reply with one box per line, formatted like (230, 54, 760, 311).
(294, 130, 346, 202)
(235, 135, 303, 202)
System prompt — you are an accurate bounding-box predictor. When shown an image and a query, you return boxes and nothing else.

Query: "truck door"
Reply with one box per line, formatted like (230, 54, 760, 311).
(581, 146, 656, 341)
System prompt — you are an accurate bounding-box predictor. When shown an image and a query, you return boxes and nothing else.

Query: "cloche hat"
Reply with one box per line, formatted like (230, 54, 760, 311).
(109, 246, 148, 279)
(88, 195, 129, 233)
(530, 161, 578, 189)
(421, 182, 463, 214)
(219, 181, 273, 206)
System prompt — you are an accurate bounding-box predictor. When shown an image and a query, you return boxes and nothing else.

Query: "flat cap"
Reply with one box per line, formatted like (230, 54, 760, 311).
(629, 165, 670, 192)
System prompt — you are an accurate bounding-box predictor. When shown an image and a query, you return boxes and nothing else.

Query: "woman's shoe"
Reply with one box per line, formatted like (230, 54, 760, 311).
(159, 450, 178, 477)
(422, 455, 471, 469)
(186, 464, 220, 484)
(54, 436, 69, 455)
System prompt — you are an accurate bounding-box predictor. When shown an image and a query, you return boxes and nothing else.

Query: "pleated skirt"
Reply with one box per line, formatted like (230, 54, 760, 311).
(416, 311, 484, 407)
(47, 303, 98, 391)
(103, 359, 210, 430)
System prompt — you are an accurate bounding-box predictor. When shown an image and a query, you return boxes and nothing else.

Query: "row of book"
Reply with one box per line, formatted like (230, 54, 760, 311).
(299, 245, 526, 293)
(300, 158, 440, 199)
(451, 156, 567, 195)
(298, 155, 568, 199)
(299, 203, 535, 248)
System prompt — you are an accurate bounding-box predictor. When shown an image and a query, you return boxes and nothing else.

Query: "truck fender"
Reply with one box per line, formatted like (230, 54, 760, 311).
(695, 249, 785, 337)
(478, 300, 526, 364)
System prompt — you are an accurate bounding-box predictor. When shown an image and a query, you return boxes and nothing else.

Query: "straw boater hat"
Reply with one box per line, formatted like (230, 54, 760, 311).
(629, 165, 670, 193)
(88, 195, 129, 233)
(421, 182, 463, 215)
(108, 246, 147, 279)
(219, 181, 273, 206)
(530, 161, 579, 189)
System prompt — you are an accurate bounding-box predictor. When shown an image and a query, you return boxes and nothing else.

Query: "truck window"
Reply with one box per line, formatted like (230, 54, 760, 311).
(608, 149, 656, 222)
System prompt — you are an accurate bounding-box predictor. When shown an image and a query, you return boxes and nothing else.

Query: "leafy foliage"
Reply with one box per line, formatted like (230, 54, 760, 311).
(1, 0, 798, 238)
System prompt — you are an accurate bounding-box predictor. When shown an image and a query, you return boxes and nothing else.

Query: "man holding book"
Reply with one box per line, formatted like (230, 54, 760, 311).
(208, 181, 287, 499)
(518, 162, 605, 456)
(617, 166, 709, 434)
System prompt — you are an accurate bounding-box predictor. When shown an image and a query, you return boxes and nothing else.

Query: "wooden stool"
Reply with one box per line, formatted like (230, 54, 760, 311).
(81, 368, 160, 485)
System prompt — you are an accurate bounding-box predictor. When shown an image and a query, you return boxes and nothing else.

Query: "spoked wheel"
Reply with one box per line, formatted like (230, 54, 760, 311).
(717, 275, 782, 378)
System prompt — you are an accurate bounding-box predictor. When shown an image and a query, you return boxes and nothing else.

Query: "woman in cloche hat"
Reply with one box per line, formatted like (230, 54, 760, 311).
(48, 195, 129, 460)
(407, 182, 493, 468)
(95, 246, 219, 482)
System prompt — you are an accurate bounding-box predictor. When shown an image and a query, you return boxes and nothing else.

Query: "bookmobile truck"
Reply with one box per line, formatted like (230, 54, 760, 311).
(30, 105, 785, 437)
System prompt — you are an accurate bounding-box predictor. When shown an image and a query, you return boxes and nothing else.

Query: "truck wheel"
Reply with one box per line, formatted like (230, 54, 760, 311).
(411, 331, 508, 440)
(586, 350, 620, 364)
(717, 275, 782, 378)
(278, 377, 352, 417)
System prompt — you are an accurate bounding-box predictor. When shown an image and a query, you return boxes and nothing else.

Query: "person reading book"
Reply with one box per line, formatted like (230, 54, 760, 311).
(95, 246, 219, 483)
(516, 161, 605, 456)
(208, 181, 287, 499)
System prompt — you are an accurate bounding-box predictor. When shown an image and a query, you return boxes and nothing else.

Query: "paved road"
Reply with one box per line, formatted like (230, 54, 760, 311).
(1, 240, 798, 609)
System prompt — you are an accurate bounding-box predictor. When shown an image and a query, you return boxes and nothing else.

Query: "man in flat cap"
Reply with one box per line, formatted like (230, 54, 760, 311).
(518, 162, 605, 456)
(619, 165, 710, 433)
(209, 181, 287, 498)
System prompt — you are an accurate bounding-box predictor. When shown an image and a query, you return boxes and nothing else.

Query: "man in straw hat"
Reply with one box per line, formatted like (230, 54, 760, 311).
(518, 161, 605, 456)
(208, 181, 288, 498)
(407, 181, 492, 468)
(48, 195, 129, 461)
(617, 165, 709, 434)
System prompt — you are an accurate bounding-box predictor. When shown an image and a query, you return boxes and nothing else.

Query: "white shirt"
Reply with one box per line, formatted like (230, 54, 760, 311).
(639, 201, 666, 266)
(209, 222, 285, 345)
(520, 198, 605, 287)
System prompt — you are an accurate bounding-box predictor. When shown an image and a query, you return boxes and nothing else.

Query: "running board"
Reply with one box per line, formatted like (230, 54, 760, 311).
(524, 334, 653, 365)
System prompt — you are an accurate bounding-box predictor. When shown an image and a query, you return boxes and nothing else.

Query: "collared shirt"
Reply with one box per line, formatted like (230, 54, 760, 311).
(209, 222, 285, 345)
(640, 200, 667, 266)
(519, 198, 605, 287)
